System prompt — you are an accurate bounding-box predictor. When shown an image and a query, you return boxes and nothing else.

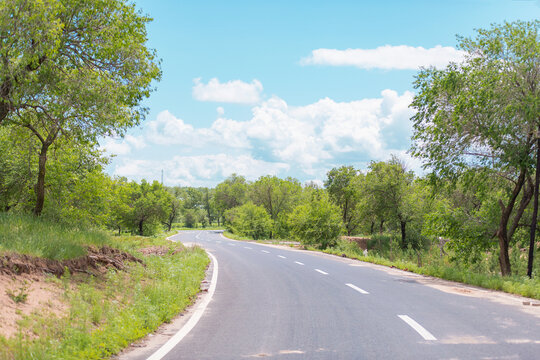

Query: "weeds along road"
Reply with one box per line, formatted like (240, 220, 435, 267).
(160, 230, 539, 360)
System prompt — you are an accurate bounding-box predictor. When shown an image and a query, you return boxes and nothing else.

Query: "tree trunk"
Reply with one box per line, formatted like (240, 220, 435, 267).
(138, 219, 144, 235)
(400, 220, 407, 248)
(33, 144, 49, 216)
(528, 135, 540, 278)
(370, 221, 375, 235)
(495, 169, 527, 276)
(379, 219, 384, 234)
(497, 233, 512, 276)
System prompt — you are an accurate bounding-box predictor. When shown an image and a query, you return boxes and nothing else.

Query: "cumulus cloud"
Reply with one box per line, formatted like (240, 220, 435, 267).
(114, 154, 289, 187)
(192, 78, 263, 104)
(143, 90, 416, 180)
(301, 45, 466, 70)
(100, 135, 146, 156)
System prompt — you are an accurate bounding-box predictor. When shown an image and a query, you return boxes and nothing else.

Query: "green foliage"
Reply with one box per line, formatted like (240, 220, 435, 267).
(116, 180, 174, 236)
(0, 235, 209, 360)
(225, 202, 272, 240)
(0, 0, 161, 215)
(325, 166, 364, 236)
(214, 174, 248, 218)
(288, 191, 343, 249)
(5, 285, 28, 304)
(410, 20, 540, 275)
(183, 209, 197, 228)
(0, 212, 109, 260)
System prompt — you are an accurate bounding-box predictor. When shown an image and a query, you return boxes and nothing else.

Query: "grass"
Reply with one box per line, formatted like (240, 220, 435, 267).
(0, 213, 111, 260)
(0, 213, 210, 360)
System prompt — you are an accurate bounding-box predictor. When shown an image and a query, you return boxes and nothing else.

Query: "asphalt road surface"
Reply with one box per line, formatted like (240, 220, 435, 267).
(160, 230, 540, 360)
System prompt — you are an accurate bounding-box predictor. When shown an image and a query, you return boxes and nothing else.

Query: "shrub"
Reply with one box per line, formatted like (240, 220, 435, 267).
(288, 191, 343, 249)
(225, 203, 272, 240)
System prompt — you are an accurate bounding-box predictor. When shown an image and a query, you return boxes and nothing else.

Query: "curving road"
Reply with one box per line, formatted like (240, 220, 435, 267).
(158, 230, 539, 360)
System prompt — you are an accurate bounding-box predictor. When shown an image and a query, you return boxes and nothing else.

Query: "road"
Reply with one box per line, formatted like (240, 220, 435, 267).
(159, 230, 539, 360)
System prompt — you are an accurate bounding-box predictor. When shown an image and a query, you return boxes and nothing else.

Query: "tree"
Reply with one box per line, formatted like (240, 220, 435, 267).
(124, 180, 171, 235)
(224, 202, 272, 240)
(288, 191, 343, 249)
(411, 21, 540, 276)
(162, 197, 181, 232)
(0, 0, 161, 215)
(249, 175, 301, 237)
(214, 174, 248, 223)
(325, 166, 362, 235)
(366, 157, 418, 248)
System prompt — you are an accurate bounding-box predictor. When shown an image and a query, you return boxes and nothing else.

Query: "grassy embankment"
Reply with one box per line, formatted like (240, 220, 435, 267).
(0, 213, 209, 360)
(222, 231, 540, 300)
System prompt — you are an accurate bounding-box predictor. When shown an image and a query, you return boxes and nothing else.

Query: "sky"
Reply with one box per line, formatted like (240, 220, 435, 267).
(101, 0, 540, 187)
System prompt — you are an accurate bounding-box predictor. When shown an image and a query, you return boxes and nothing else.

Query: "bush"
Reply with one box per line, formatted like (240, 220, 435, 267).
(183, 210, 197, 228)
(224, 203, 272, 240)
(288, 191, 343, 249)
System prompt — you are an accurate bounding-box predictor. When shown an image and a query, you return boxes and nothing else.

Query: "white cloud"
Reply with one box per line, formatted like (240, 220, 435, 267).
(100, 135, 146, 156)
(192, 78, 263, 104)
(301, 45, 466, 70)
(114, 154, 289, 187)
(141, 90, 416, 181)
(114, 89, 419, 186)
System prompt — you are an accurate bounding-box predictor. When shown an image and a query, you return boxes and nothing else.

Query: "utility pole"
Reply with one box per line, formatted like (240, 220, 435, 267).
(161, 169, 164, 186)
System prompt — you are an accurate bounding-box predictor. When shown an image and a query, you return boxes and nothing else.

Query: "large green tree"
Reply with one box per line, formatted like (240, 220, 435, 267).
(214, 174, 248, 223)
(411, 21, 540, 276)
(366, 157, 419, 248)
(249, 175, 302, 237)
(0, 0, 161, 215)
(325, 166, 363, 236)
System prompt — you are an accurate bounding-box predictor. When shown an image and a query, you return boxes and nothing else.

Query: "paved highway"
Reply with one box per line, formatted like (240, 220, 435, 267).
(158, 230, 539, 359)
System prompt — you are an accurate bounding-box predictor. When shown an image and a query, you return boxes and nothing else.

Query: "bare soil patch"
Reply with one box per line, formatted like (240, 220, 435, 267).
(0, 245, 145, 340)
(0, 273, 66, 339)
(138, 245, 184, 256)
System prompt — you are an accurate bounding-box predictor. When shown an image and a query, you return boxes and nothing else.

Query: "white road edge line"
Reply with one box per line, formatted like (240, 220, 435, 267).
(315, 269, 328, 275)
(294, 261, 304, 265)
(345, 283, 369, 294)
(278, 255, 287, 259)
(147, 252, 219, 360)
(398, 315, 437, 341)
(262, 250, 270, 253)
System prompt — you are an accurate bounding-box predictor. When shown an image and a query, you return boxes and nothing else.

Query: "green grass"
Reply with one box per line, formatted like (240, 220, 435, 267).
(0, 214, 210, 360)
(0, 213, 112, 260)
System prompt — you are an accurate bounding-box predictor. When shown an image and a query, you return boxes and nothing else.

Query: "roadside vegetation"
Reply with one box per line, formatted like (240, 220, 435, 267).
(0, 213, 209, 360)
(0, 0, 539, 356)
(0, 1, 212, 358)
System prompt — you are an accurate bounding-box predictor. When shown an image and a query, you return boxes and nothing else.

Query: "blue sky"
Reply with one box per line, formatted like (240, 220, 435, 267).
(102, 0, 540, 187)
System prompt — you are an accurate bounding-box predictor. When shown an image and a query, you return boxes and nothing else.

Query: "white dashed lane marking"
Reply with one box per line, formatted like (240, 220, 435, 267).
(345, 283, 369, 294)
(261, 250, 270, 254)
(398, 315, 437, 341)
(315, 269, 328, 275)
(278, 255, 287, 259)
(244, 246, 252, 250)
(294, 261, 304, 265)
